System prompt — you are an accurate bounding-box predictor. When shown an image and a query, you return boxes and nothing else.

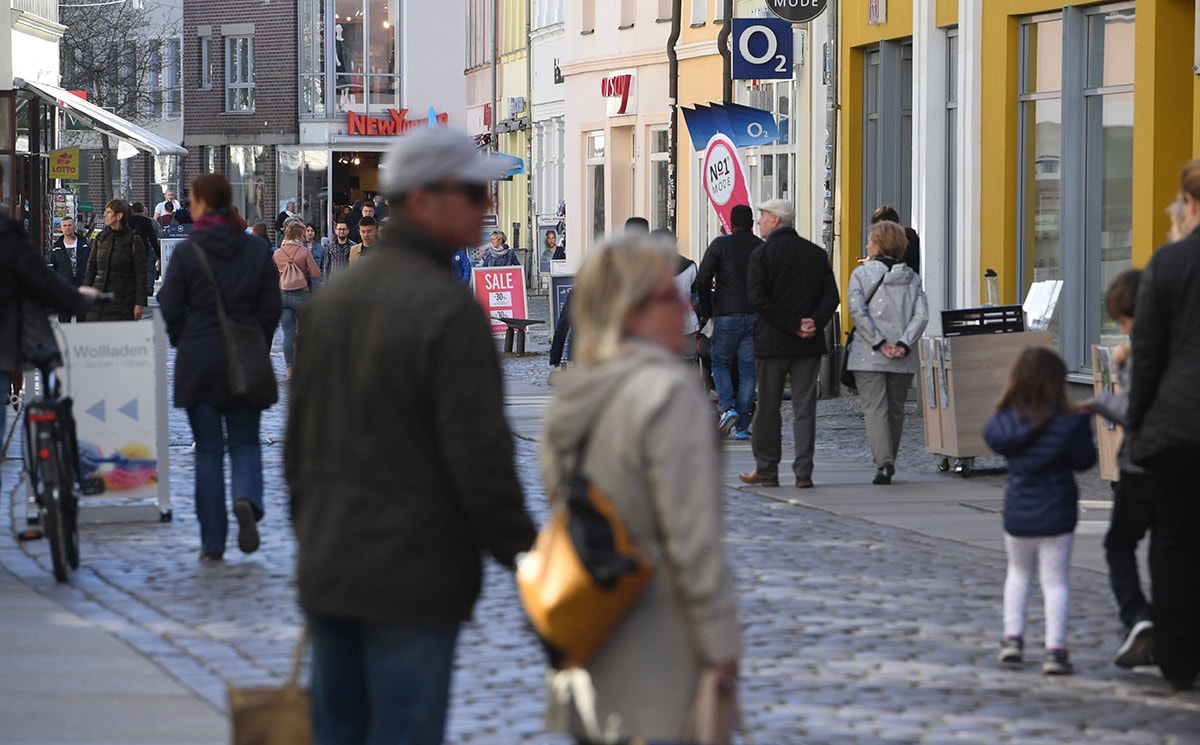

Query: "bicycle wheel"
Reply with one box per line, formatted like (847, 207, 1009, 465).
(41, 482, 70, 583)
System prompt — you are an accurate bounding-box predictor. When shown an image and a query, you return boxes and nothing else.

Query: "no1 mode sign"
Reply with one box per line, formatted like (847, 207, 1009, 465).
(766, 0, 828, 23)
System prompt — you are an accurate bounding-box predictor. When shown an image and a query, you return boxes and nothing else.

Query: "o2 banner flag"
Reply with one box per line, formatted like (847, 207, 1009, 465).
(702, 133, 754, 235)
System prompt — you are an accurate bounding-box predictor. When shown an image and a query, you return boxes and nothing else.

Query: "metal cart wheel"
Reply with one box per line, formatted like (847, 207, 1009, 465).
(937, 457, 951, 472)
(955, 458, 975, 478)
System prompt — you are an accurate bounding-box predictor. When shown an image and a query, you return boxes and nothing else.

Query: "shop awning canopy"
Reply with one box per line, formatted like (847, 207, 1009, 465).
(15, 78, 188, 157)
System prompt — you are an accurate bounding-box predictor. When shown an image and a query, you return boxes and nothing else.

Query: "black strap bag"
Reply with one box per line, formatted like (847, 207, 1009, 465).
(191, 240, 278, 409)
(840, 272, 886, 391)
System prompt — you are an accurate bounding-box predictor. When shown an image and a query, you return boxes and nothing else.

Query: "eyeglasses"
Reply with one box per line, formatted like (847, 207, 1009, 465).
(427, 182, 490, 205)
(103, 209, 115, 215)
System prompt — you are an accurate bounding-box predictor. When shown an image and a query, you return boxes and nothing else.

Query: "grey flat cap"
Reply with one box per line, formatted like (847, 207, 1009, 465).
(379, 127, 511, 196)
(758, 198, 796, 222)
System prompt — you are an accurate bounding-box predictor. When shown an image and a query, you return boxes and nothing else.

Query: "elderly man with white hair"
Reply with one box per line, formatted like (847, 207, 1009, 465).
(739, 198, 840, 489)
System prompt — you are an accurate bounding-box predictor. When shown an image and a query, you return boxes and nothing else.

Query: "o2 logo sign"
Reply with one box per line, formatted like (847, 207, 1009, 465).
(732, 18, 794, 81)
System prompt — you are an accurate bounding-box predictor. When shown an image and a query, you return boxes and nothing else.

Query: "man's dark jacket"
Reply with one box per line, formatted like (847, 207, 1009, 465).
(696, 228, 762, 318)
(745, 226, 840, 358)
(130, 213, 162, 257)
(285, 221, 536, 626)
(156, 225, 280, 409)
(1127, 229, 1200, 464)
(0, 216, 88, 374)
(49, 234, 92, 286)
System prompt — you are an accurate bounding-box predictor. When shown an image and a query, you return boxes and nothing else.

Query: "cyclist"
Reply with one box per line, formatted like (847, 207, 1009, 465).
(0, 165, 102, 490)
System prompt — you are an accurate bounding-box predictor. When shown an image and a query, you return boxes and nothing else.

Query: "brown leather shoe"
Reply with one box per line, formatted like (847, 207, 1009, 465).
(738, 471, 779, 487)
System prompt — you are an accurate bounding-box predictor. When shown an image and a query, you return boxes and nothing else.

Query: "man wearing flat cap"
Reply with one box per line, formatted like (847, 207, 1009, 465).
(285, 127, 536, 744)
(739, 198, 840, 489)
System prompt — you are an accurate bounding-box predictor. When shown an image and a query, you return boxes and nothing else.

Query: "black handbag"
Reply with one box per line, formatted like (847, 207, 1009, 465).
(191, 240, 278, 409)
(840, 273, 886, 391)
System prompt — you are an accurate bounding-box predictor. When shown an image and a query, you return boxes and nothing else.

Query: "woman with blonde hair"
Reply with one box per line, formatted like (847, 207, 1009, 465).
(275, 221, 321, 380)
(539, 237, 741, 744)
(846, 219, 928, 485)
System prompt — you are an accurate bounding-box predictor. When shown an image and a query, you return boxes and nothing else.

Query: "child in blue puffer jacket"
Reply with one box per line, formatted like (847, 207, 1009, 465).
(983, 347, 1097, 676)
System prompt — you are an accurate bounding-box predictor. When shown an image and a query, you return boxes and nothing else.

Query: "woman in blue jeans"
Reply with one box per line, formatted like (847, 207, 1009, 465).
(274, 222, 321, 380)
(158, 173, 281, 561)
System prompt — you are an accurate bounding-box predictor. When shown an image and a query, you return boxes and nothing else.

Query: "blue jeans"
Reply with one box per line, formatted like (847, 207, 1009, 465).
(308, 614, 459, 745)
(280, 289, 308, 367)
(185, 404, 263, 555)
(711, 314, 756, 431)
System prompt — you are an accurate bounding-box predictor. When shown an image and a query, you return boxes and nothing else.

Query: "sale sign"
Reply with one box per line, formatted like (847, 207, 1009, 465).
(701, 133, 753, 235)
(472, 266, 528, 334)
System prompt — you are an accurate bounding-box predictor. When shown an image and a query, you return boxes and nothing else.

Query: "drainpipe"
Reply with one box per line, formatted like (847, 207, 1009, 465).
(821, 0, 839, 257)
(525, 0, 534, 288)
(490, 0, 499, 206)
(718, 0, 733, 103)
(667, 0, 682, 234)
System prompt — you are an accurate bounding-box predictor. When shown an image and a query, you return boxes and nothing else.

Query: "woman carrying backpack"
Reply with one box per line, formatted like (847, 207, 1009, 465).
(275, 222, 321, 380)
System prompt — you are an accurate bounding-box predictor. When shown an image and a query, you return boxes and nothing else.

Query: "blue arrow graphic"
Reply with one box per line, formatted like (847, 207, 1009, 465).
(118, 399, 139, 421)
(86, 400, 106, 422)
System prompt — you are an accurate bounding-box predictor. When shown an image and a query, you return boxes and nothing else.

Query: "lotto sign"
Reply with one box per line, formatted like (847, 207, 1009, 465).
(49, 148, 81, 181)
(472, 266, 529, 335)
(702, 134, 754, 235)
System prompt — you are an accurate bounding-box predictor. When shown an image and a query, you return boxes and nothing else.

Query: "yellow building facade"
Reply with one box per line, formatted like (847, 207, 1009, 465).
(839, 0, 1195, 375)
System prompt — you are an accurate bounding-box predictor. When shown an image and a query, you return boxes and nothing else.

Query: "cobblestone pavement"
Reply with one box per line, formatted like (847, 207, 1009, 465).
(2, 314, 1198, 744)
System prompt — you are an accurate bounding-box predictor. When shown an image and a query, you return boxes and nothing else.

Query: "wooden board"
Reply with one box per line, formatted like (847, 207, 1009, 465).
(1091, 345, 1123, 482)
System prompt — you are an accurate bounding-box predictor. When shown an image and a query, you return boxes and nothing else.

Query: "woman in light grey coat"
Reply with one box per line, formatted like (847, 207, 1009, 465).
(847, 220, 929, 485)
(539, 237, 741, 744)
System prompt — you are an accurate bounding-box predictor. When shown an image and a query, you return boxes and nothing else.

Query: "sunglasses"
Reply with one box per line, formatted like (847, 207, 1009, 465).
(427, 182, 489, 204)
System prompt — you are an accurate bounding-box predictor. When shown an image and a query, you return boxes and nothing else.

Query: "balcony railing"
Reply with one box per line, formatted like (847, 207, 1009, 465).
(13, 0, 58, 23)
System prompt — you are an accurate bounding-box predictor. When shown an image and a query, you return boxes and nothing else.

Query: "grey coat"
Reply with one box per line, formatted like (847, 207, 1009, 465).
(847, 258, 928, 374)
(540, 341, 741, 743)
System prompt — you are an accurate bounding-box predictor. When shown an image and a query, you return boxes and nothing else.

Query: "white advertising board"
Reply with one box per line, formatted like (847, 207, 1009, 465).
(52, 317, 172, 522)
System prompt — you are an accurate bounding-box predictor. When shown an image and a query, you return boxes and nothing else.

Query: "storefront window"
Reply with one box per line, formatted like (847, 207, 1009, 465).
(228, 145, 267, 225)
(277, 148, 331, 238)
(1017, 4, 1133, 370)
(332, 0, 400, 114)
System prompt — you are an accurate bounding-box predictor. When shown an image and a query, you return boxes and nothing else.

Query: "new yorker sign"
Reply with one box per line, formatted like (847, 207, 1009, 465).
(765, 0, 827, 23)
(347, 108, 449, 136)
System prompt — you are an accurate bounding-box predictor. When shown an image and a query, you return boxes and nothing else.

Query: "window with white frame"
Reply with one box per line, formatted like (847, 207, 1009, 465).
(225, 36, 254, 112)
(200, 36, 212, 89)
(714, 0, 725, 22)
(164, 39, 182, 117)
(586, 132, 605, 242)
(468, 0, 490, 66)
(1016, 4, 1134, 370)
(690, 0, 706, 25)
(582, 0, 595, 33)
(650, 128, 670, 231)
(657, 0, 671, 21)
(535, 0, 563, 30)
(620, 0, 634, 27)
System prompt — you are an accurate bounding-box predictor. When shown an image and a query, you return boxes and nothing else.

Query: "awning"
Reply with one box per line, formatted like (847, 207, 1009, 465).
(15, 78, 188, 157)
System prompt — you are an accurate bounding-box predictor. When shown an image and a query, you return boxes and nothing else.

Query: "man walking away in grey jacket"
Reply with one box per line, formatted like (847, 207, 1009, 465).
(285, 127, 536, 744)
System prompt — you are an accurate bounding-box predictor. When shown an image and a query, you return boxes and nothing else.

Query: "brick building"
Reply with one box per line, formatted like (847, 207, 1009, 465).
(177, 0, 466, 240)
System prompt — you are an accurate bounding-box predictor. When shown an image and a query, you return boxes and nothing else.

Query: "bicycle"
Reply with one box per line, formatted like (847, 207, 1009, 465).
(20, 343, 106, 582)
